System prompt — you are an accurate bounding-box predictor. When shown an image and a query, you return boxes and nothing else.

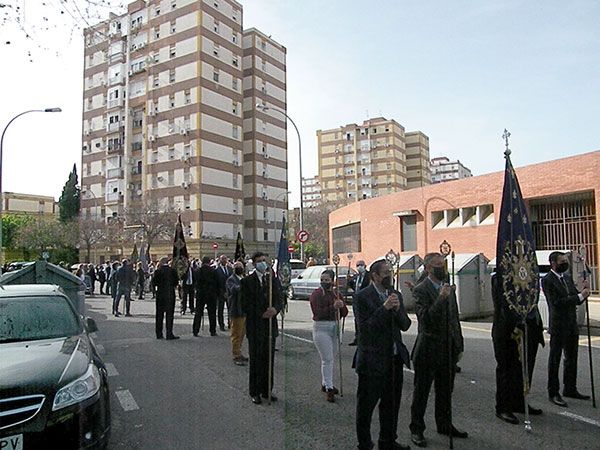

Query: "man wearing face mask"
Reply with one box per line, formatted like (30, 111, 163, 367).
(354, 259, 412, 450)
(409, 253, 466, 448)
(226, 261, 248, 365)
(348, 260, 370, 346)
(241, 252, 282, 404)
(543, 251, 591, 407)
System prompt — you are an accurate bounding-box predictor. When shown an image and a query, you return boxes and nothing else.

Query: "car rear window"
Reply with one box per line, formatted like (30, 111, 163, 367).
(0, 296, 81, 343)
(290, 261, 306, 270)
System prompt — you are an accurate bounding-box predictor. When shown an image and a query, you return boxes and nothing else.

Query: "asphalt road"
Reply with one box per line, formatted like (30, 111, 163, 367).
(86, 295, 600, 450)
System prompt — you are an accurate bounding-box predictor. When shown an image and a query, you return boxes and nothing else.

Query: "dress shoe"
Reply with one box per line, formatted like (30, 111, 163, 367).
(233, 359, 246, 366)
(326, 389, 335, 403)
(262, 393, 277, 402)
(437, 426, 468, 438)
(321, 385, 340, 394)
(411, 433, 427, 447)
(496, 411, 519, 424)
(193, 333, 199, 337)
(166, 335, 180, 340)
(156, 335, 164, 340)
(220, 325, 226, 332)
(549, 394, 568, 407)
(125, 313, 132, 317)
(251, 395, 262, 405)
(114, 312, 121, 317)
(563, 391, 590, 400)
(181, 309, 186, 315)
(210, 331, 217, 336)
(348, 340, 357, 346)
(378, 441, 411, 450)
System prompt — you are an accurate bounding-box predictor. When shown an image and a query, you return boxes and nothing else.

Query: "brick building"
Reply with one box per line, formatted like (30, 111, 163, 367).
(329, 150, 600, 292)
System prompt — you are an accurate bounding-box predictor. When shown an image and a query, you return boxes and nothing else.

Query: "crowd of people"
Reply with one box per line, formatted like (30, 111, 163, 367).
(77, 249, 592, 449)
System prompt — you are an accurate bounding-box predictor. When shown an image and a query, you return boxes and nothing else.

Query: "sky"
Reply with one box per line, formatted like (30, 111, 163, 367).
(1, 0, 599, 208)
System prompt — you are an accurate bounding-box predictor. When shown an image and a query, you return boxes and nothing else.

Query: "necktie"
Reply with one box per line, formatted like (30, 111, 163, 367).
(560, 276, 568, 291)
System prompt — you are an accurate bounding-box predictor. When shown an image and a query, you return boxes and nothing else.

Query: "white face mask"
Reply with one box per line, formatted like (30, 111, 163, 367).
(255, 261, 268, 273)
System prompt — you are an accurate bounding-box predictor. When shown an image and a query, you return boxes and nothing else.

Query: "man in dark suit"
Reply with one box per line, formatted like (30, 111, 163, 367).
(409, 253, 467, 447)
(492, 273, 544, 424)
(543, 251, 591, 407)
(241, 252, 282, 405)
(354, 259, 411, 450)
(215, 254, 233, 331)
(151, 257, 180, 340)
(193, 256, 219, 337)
(348, 259, 371, 346)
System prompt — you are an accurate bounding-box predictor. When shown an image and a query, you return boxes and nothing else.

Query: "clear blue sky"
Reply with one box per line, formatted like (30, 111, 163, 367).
(1, 0, 598, 207)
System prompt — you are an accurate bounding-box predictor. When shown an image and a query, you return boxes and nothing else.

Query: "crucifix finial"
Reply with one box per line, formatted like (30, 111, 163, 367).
(502, 129, 511, 157)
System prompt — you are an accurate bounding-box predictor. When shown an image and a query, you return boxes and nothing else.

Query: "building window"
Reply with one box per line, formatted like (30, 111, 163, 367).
(232, 101, 238, 115)
(184, 90, 191, 104)
(213, 44, 219, 57)
(169, 44, 176, 58)
(213, 1, 219, 9)
(232, 33, 237, 44)
(232, 125, 238, 139)
(170, 21, 176, 34)
(261, 40, 266, 51)
(401, 215, 417, 252)
(169, 95, 175, 108)
(154, 7, 160, 16)
(171, 1, 176, 10)
(232, 78, 238, 91)
(169, 69, 176, 83)
(332, 222, 361, 254)
(213, 71, 219, 83)
(232, 57, 238, 67)
(214, 21, 219, 33)
(153, 76, 159, 88)
(154, 27, 160, 39)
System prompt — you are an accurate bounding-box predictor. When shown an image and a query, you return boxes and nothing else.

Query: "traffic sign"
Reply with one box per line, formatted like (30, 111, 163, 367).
(287, 245, 295, 253)
(212, 242, 219, 250)
(296, 230, 310, 243)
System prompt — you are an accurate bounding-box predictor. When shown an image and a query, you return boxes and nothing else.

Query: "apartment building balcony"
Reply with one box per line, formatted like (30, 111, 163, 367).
(107, 122, 123, 133)
(107, 143, 123, 154)
(107, 98, 123, 109)
(106, 168, 124, 179)
(105, 192, 123, 203)
(109, 75, 124, 86)
(109, 52, 124, 64)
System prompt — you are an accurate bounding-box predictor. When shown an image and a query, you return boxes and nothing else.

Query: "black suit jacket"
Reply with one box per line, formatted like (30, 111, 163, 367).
(151, 265, 179, 304)
(353, 284, 412, 375)
(349, 271, 371, 293)
(215, 264, 233, 295)
(542, 271, 582, 335)
(411, 278, 464, 366)
(194, 265, 218, 299)
(241, 271, 282, 339)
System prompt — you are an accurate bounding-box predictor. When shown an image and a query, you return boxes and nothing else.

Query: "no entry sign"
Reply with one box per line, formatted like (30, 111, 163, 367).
(212, 242, 219, 250)
(288, 245, 295, 253)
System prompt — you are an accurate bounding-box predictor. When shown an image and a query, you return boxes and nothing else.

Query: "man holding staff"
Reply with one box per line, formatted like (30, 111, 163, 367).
(354, 259, 412, 450)
(241, 252, 282, 405)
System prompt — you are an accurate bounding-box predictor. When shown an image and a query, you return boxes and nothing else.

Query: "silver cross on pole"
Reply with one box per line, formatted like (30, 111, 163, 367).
(502, 129, 511, 156)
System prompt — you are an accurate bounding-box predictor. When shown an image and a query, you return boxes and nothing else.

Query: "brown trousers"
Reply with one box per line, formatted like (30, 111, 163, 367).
(230, 317, 246, 358)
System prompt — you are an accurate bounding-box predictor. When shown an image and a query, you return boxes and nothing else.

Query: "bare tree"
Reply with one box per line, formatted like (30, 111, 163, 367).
(301, 199, 349, 261)
(124, 199, 178, 256)
(78, 217, 106, 263)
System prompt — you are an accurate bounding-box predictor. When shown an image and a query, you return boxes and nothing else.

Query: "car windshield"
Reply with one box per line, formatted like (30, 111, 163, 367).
(0, 296, 82, 343)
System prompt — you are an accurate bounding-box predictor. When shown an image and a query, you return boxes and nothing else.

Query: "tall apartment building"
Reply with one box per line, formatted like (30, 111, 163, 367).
(431, 156, 473, 183)
(80, 0, 286, 256)
(302, 176, 322, 208)
(317, 117, 430, 204)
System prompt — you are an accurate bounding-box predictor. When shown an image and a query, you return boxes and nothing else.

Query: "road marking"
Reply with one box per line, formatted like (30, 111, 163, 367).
(96, 344, 105, 354)
(560, 411, 600, 427)
(105, 363, 119, 376)
(284, 332, 313, 344)
(115, 389, 139, 411)
(461, 325, 490, 333)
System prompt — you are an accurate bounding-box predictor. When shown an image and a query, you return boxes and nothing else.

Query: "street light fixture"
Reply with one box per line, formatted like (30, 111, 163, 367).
(256, 103, 305, 261)
(0, 107, 62, 272)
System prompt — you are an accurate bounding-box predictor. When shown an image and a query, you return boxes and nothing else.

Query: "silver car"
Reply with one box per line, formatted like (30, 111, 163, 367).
(288, 265, 357, 300)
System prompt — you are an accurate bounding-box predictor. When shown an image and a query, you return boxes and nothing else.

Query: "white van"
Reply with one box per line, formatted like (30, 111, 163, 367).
(290, 259, 306, 279)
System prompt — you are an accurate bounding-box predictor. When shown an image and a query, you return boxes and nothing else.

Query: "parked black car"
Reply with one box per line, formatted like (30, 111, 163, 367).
(0, 285, 110, 449)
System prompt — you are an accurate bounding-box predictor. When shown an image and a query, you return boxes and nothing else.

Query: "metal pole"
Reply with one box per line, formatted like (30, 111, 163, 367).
(581, 255, 597, 408)
(268, 264, 273, 405)
(333, 255, 343, 396)
(257, 105, 304, 262)
(0, 108, 61, 272)
(521, 322, 532, 432)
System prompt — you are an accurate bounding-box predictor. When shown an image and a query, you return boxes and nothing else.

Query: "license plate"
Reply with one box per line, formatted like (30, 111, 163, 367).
(0, 434, 23, 450)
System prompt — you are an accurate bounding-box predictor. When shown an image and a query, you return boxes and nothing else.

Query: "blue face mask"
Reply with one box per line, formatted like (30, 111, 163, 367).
(255, 261, 268, 273)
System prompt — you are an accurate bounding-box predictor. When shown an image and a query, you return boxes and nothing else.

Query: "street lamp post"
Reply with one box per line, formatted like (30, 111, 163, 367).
(272, 191, 291, 256)
(0, 108, 61, 272)
(255, 104, 305, 262)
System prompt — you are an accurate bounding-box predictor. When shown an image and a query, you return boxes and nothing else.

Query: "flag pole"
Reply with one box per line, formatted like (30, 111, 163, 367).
(580, 247, 597, 408)
(439, 242, 453, 449)
(268, 263, 273, 405)
(333, 253, 343, 396)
